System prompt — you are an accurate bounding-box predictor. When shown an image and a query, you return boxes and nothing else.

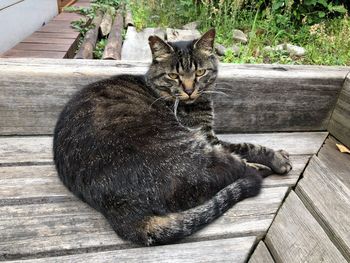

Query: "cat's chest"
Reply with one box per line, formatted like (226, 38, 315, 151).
(176, 105, 213, 129)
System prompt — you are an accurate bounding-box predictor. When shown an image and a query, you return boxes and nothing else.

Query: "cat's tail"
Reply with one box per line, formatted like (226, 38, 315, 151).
(108, 174, 262, 246)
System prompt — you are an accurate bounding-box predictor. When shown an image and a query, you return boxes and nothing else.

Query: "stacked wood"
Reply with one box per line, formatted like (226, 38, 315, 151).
(124, 6, 134, 27)
(100, 7, 114, 36)
(102, 10, 124, 60)
(75, 10, 104, 59)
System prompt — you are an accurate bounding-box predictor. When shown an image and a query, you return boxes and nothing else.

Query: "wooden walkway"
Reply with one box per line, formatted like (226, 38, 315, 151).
(0, 59, 349, 262)
(0, 0, 90, 59)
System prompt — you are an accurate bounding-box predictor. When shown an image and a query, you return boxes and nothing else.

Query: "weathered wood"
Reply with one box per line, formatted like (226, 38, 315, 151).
(121, 27, 165, 61)
(4, 237, 256, 263)
(0, 137, 53, 165)
(265, 191, 347, 263)
(0, 154, 307, 206)
(0, 188, 285, 258)
(318, 136, 350, 188)
(1, 50, 67, 59)
(166, 28, 201, 42)
(328, 74, 350, 148)
(0, 59, 348, 134)
(102, 9, 123, 60)
(100, 7, 114, 36)
(75, 10, 104, 59)
(0, 133, 323, 165)
(12, 43, 73, 52)
(296, 156, 350, 261)
(218, 132, 327, 155)
(124, 5, 134, 27)
(248, 241, 274, 263)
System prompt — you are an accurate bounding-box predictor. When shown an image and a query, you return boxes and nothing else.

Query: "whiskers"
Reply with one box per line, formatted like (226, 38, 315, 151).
(149, 95, 171, 109)
(199, 90, 230, 97)
(173, 97, 180, 121)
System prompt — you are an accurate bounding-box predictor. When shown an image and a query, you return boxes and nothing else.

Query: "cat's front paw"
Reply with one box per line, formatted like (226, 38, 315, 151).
(270, 149, 292, 175)
(246, 162, 273, 177)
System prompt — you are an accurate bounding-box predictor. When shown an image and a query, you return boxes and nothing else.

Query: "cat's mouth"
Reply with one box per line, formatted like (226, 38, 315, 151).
(177, 89, 200, 103)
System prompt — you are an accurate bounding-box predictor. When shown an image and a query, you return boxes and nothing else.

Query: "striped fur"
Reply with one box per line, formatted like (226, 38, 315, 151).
(53, 29, 291, 246)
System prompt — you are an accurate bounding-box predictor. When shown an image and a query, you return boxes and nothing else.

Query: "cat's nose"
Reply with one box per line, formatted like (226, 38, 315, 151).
(184, 88, 194, 96)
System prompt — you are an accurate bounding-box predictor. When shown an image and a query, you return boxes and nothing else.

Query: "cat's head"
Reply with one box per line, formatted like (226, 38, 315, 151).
(146, 29, 218, 104)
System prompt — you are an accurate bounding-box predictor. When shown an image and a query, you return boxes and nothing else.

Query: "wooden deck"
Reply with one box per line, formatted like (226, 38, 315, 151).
(0, 132, 326, 262)
(0, 0, 90, 59)
(0, 58, 349, 262)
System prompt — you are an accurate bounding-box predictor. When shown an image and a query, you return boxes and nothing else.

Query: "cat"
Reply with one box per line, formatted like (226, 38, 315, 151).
(53, 29, 292, 246)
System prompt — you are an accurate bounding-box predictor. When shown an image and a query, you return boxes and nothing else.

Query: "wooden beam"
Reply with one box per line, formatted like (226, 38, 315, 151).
(0, 59, 348, 134)
(265, 191, 347, 263)
(296, 156, 350, 261)
(75, 10, 104, 59)
(328, 74, 350, 148)
(102, 9, 123, 60)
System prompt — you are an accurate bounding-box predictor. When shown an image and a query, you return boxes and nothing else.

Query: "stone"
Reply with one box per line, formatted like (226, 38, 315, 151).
(233, 29, 248, 44)
(215, 44, 227, 56)
(182, 21, 199, 30)
(285, 44, 306, 56)
(231, 44, 240, 56)
(263, 44, 305, 56)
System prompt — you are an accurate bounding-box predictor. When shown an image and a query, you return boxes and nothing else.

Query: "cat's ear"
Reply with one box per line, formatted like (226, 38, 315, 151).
(148, 36, 173, 61)
(194, 28, 215, 55)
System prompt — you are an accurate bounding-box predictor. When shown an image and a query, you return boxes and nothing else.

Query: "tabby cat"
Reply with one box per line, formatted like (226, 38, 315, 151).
(53, 29, 292, 246)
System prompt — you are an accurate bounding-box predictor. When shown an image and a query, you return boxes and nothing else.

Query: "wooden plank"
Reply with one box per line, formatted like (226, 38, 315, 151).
(0, 154, 306, 206)
(265, 191, 347, 263)
(22, 37, 78, 45)
(30, 32, 79, 39)
(248, 241, 274, 263)
(121, 27, 165, 62)
(166, 28, 201, 42)
(0, 59, 347, 134)
(1, 50, 67, 59)
(318, 136, 350, 188)
(218, 132, 328, 155)
(0, 187, 286, 258)
(296, 156, 350, 261)
(0, 133, 322, 165)
(0, 137, 53, 165)
(328, 74, 350, 148)
(12, 43, 72, 52)
(4, 237, 256, 263)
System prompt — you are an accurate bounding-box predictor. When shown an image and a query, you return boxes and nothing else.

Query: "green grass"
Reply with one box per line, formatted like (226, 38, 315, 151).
(129, 0, 350, 66)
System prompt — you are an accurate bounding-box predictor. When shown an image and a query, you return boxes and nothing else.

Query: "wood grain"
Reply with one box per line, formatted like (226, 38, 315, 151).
(0, 187, 286, 258)
(0, 59, 346, 135)
(318, 136, 350, 188)
(102, 10, 123, 60)
(265, 191, 347, 263)
(328, 74, 350, 148)
(0, 59, 347, 135)
(121, 27, 165, 62)
(248, 241, 274, 263)
(0, 133, 323, 165)
(296, 156, 350, 261)
(5, 237, 256, 263)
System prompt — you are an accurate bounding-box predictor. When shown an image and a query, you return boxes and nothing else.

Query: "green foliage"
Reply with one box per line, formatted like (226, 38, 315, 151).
(93, 38, 108, 59)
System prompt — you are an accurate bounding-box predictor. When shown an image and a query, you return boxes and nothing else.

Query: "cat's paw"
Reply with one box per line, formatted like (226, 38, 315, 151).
(270, 149, 292, 175)
(246, 162, 273, 177)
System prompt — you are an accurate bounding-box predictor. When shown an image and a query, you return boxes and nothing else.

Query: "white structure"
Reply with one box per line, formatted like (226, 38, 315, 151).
(0, 0, 58, 54)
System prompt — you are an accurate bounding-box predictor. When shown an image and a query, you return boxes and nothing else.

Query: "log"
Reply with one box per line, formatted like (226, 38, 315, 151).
(124, 5, 134, 27)
(102, 9, 124, 60)
(74, 10, 104, 59)
(99, 7, 114, 36)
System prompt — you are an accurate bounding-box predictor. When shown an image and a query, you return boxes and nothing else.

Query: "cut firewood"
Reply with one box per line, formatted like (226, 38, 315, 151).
(75, 10, 104, 59)
(100, 7, 115, 36)
(102, 9, 124, 60)
(125, 5, 134, 27)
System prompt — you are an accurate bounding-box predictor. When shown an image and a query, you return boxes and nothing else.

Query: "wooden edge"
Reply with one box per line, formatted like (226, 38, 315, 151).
(328, 72, 350, 148)
(248, 241, 275, 263)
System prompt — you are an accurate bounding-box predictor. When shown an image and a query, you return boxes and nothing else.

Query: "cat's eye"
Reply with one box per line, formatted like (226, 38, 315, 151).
(196, 69, 206, 76)
(168, 73, 179, 79)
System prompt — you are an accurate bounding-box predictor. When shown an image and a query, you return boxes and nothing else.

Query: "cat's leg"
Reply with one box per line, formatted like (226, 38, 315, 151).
(222, 142, 292, 175)
(202, 126, 292, 175)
